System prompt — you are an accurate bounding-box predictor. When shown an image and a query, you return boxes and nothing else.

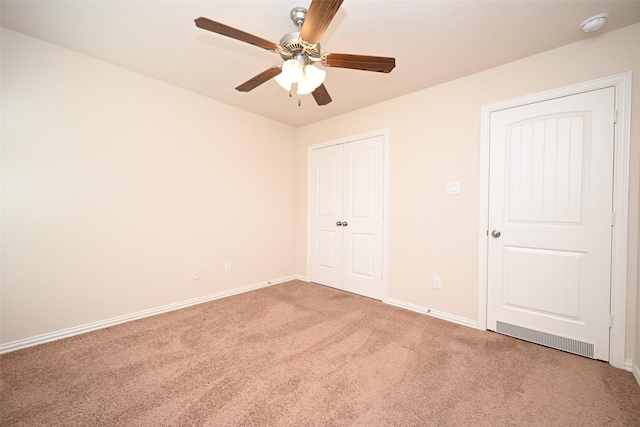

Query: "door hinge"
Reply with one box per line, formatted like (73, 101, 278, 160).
(609, 314, 613, 328)
(611, 212, 615, 226)
(613, 110, 618, 123)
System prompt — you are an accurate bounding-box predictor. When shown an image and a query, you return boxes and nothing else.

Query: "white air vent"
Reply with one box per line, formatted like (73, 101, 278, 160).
(496, 321, 595, 359)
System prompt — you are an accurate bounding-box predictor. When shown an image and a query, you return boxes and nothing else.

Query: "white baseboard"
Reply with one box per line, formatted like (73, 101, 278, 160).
(624, 359, 633, 372)
(0, 274, 304, 355)
(632, 361, 640, 388)
(385, 297, 477, 329)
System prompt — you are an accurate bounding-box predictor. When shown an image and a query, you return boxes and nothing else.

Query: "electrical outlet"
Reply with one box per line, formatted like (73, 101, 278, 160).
(433, 276, 442, 290)
(193, 268, 200, 280)
(225, 263, 232, 274)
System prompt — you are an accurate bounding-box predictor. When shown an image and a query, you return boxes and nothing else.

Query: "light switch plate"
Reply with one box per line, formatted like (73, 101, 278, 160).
(446, 182, 460, 195)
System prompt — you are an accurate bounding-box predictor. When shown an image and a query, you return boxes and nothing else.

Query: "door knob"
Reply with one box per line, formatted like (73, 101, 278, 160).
(342, 221, 348, 227)
(491, 230, 501, 238)
(336, 221, 343, 226)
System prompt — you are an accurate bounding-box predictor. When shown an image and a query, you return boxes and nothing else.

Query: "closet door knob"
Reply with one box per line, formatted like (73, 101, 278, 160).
(336, 221, 343, 226)
(491, 230, 501, 238)
(341, 221, 348, 227)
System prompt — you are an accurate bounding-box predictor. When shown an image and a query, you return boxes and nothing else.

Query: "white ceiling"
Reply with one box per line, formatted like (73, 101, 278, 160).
(2, 1, 640, 127)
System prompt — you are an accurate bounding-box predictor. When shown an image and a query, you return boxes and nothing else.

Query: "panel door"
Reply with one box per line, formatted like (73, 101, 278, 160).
(342, 136, 384, 300)
(309, 135, 384, 300)
(309, 144, 344, 290)
(487, 87, 614, 361)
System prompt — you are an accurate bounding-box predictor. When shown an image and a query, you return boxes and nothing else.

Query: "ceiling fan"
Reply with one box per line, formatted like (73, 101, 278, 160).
(194, 0, 395, 106)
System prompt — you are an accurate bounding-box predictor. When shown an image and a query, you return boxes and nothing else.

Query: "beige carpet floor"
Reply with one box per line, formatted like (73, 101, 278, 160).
(1, 280, 639, 426)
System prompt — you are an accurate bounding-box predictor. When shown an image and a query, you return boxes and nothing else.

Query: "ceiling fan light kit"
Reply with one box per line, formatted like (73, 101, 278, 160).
(274, 58, 326, 95)
(194, 0, 395, 106)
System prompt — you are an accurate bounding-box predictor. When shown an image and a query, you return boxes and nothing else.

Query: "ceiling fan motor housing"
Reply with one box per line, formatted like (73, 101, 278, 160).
(278, 31, 321, 62)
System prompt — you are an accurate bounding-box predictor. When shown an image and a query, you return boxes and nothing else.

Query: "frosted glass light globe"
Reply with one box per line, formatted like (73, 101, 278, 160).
(274, 59, 304, 91)
(297, 65, 326, 95)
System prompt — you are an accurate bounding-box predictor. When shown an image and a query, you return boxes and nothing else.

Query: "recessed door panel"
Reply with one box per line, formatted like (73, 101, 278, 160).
(349, 233, 375, 278)
(349, 146, 376, 219)
(506, 115, 588, 224)
(318, 154, 339, 217)
(503, 247, 584, 320)
(316, 230, 337, 269)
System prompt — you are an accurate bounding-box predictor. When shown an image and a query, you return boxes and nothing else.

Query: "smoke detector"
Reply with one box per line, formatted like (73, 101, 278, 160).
(580, 13, 609, 33)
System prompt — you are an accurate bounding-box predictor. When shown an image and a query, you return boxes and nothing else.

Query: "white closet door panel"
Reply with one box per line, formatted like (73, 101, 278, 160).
(309, 145, 343, 289)
(342, 136, 384, 300)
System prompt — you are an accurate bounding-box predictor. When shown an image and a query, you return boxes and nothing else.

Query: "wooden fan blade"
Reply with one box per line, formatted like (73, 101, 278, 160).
(324, 53, 396, 73)
(300, 0, 344, 44)
(235, 67, 282, 92)
(312, 84, 332, 106)
(195, 17, 279, 52)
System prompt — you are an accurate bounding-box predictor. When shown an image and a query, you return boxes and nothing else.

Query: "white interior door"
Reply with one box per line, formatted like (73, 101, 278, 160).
(487, 87, 615, 361)
(309, 135, 384, 300)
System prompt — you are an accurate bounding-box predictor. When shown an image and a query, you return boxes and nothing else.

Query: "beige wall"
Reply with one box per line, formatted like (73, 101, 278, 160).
(295, 23, 640, 364)
(1, 28, 298, 344)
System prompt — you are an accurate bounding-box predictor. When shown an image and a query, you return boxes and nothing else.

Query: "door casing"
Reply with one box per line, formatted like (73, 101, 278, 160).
(478, 72, 632, 369)
(306, 129, 390, 302)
